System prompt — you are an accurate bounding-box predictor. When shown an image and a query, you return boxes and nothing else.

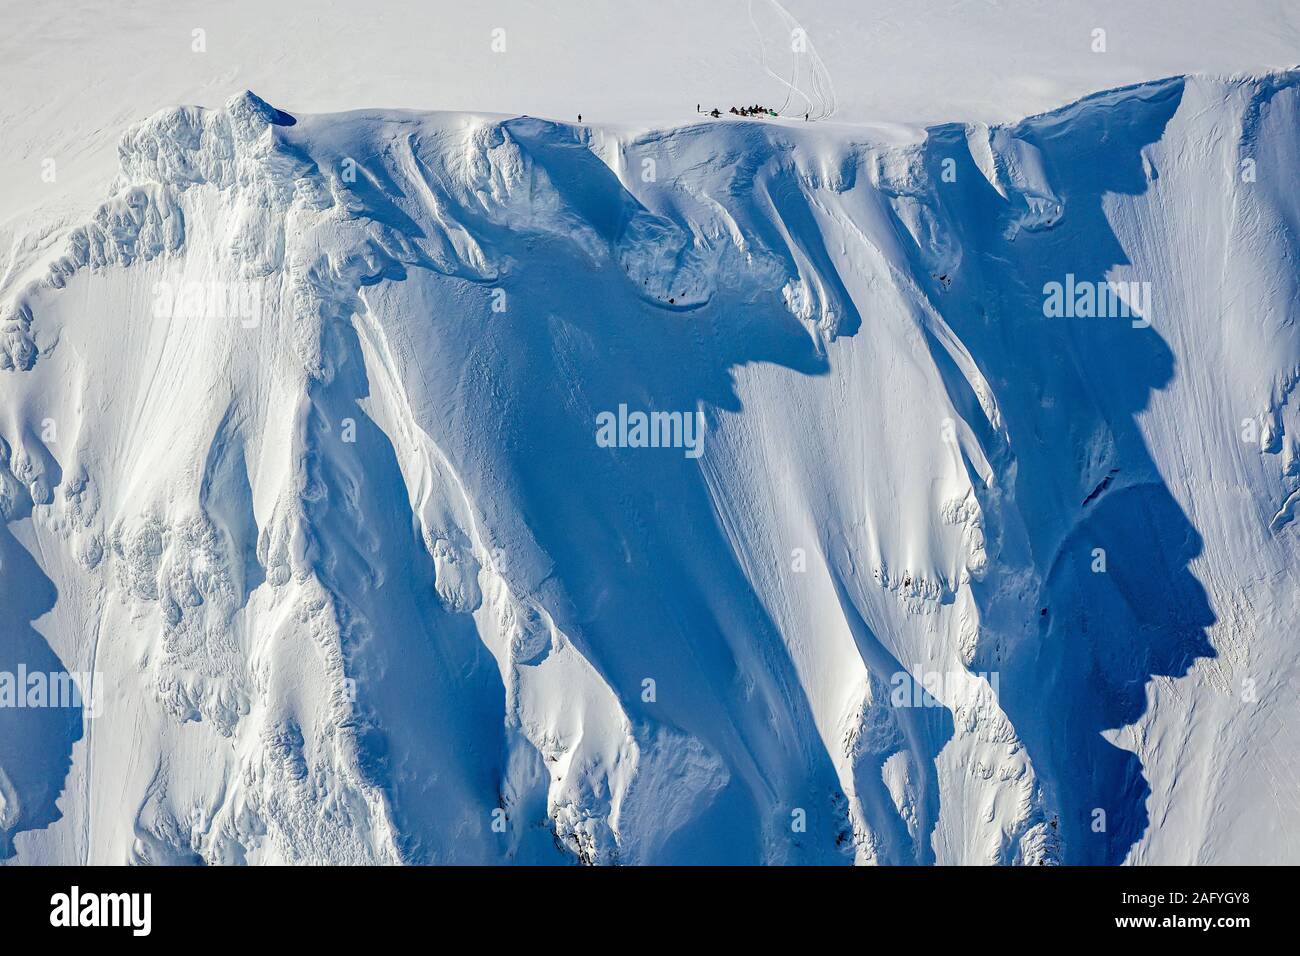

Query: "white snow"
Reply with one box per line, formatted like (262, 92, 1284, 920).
(1, 1, 1298, 865)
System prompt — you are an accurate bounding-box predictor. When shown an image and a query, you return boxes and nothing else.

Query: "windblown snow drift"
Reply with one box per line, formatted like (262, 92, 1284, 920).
(2, 72, 1299, 864)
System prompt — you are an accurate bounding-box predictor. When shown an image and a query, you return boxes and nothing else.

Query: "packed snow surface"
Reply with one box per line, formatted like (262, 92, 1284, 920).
(1, 1, 1299, 865)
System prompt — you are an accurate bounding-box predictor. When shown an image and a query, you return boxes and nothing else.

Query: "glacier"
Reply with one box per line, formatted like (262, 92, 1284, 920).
(1, 69, 1299, 865)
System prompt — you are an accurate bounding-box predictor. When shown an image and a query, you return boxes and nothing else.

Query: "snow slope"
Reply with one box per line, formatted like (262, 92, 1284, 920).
(2, 60, 1299, 863)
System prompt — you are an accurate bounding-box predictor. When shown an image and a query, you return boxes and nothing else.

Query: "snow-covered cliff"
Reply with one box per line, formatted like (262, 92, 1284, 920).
(2, 70, 1299, 864)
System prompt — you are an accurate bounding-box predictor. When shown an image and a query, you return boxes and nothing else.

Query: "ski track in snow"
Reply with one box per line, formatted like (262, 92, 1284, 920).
(748, 0, 838, 121)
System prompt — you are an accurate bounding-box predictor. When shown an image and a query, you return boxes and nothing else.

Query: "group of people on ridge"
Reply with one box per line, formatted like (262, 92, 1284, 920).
(696, 103, 808, 120)
(730, 103, 778, 117)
